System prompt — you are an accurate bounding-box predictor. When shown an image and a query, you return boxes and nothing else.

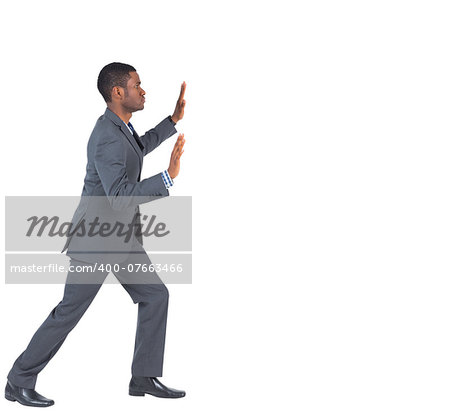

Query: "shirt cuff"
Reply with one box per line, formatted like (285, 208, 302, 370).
(168, 115, 177, 126)
(161, 170, 174, 189)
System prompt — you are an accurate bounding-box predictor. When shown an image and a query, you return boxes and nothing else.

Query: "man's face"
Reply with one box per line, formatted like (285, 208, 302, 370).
(121, 71, 146, 112)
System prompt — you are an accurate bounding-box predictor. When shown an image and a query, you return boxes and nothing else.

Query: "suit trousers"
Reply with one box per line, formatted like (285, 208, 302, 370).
(7, 240, 169, 390)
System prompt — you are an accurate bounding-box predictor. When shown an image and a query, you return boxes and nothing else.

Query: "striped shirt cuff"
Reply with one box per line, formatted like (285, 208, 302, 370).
(161, 170, 174, 189)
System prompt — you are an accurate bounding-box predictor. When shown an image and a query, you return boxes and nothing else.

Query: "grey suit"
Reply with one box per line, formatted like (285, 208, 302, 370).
(7, 108, 177, 389)
(63, 108, 176, 264)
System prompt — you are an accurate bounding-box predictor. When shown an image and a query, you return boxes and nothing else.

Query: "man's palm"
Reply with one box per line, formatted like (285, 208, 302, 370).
(168, 134, 185, 179)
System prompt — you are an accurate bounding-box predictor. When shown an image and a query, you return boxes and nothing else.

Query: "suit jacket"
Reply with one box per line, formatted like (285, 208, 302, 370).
(61, 107, 177, 264)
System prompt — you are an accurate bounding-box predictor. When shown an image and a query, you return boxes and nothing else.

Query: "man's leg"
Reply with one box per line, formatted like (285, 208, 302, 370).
(7, 259, 108, 390)
(113, 244, 169, 378)
(113, 242, 185, 398)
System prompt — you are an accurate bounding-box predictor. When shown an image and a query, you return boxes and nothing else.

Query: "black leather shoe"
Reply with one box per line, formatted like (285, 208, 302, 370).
(129, 376, 185, 398)
(5, 380, 54, 407)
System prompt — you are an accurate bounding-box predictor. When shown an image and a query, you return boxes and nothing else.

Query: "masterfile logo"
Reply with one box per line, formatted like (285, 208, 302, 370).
(5, 196, 192, 284)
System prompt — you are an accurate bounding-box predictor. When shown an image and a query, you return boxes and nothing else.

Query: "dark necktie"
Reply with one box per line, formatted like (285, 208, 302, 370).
(127, 122, 144, 151)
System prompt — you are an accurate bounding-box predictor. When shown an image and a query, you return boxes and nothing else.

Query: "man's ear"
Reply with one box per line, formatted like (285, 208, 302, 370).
(111, 86, 124, 100)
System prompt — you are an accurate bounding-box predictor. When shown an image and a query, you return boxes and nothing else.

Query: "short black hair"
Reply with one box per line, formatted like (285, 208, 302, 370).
(97, 62, 136, 103)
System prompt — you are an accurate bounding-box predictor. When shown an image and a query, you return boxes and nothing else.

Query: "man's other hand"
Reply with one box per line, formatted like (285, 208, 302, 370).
(168, 134, 185, 179)
(171, 82, 186, 124)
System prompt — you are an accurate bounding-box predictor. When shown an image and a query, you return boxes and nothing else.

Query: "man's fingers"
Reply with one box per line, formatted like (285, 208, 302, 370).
(173, 143, 184, 158)
(171, 139, 185, 161)
(176, 134, 185, 146)
(178, 81, 186, 101)
(171, 140, 185, 164)
(173, 134, 183, 147)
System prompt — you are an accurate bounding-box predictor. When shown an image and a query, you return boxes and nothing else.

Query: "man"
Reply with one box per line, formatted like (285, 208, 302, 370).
(5, 62, 187, 407)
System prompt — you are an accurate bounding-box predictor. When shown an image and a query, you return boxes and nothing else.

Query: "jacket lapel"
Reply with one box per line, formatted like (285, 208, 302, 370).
(104, 108, 143, 170)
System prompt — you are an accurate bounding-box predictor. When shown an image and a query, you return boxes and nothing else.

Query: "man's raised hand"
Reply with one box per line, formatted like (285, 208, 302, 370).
(168, 134, 185, 180)
(171, 82, 186, 124)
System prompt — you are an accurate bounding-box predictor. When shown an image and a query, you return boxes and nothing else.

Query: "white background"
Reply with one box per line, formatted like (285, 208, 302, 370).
(1, 0, 450, 411)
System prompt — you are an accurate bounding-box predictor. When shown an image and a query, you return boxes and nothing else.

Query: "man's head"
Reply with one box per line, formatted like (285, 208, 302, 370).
(97, 62, 146, 112)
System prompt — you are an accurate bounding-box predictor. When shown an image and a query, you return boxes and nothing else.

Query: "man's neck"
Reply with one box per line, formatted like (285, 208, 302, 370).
(107, 104, 132, 124)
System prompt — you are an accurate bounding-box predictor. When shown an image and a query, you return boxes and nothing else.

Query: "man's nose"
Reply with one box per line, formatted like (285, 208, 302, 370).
(141, 88, 146, 96)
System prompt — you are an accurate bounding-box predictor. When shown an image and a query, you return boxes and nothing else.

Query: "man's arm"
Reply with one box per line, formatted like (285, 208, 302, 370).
(94, 132, 169, 211)
(140, 116, 177, 156)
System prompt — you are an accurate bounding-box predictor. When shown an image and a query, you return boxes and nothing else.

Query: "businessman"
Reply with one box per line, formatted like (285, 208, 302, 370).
(5, 62, 186, 407)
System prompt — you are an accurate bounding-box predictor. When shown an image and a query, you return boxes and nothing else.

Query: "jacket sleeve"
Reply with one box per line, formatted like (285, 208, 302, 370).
(140, 116, 177, 156)
(94, 132, 169, 211)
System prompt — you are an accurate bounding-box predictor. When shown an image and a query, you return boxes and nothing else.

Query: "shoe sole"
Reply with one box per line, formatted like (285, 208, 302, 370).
(129, 389, 185, 398)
